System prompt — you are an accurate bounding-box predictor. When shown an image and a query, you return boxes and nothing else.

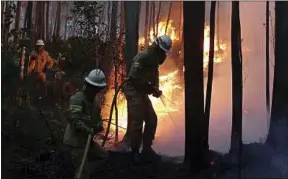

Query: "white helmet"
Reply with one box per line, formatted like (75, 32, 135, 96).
(36, 39, 45, 46)
(85, 69, 106, 87)
(154, 35, 172, 53)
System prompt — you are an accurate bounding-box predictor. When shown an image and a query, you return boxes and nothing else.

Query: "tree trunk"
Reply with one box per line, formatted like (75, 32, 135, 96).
(204, 1, 216, 154)
(144, 1, 150, 47)
(266, 2, 288, 152)
(266, 1, 270, 132)
(14, 1, 22, 50)
(165, 2, 173, 34)
(24, 1, 33, 76)
(46, 1, 50, 41)
(151, 2, 155, 37)
(56, 2, 61, 39)
(64, 2, 69, 40)
(230, 3, 243, 178)
(155, 2, 162, 37)
(106, 1, 112, 41)
(110, 1, 118, 42)
(123, 1, 141, 143)
(183, 1, 207, 174)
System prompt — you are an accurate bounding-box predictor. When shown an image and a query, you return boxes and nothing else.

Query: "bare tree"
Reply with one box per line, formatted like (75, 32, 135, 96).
(265, 2, 270, 128)
(144, 1, 150, 47)
(266, 2, 288, 151)
(204, 1, 216, 157)
(14, 1, 22, 49)
(230, 3, 243, 178)
(155, 2, 162, 37)
(165, 2, 173, 34)
(46, 1, 50, 41)
(183, 1, 207, 174)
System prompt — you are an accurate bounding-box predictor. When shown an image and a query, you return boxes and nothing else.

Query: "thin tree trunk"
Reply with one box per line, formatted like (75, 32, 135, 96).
(14, 1, 22, 50)
(183, 1, 207, 174)
(64, 2, 69, 40)
(165, 2, 173, 34)
(144, 1, 150, 47)
(204, 1, 216, 155)
(56, 2, 61, 39)
(266, 2, 288, 152)
(230, 3, 243, 178)
(122, 1, 141, 143)
(46, 1, 50, 41)
(217, 2, 220, 49)
(155, 2, 162, 37)
(265, 1, 270, 132)
(152, 2, 155, 37)
(106, 1, 112, 41)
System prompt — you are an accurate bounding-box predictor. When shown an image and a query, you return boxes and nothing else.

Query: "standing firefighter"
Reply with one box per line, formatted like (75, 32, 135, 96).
(63, 69, 108, 178)
(124, 35, 172, 162)
(27, 39, 54, 97)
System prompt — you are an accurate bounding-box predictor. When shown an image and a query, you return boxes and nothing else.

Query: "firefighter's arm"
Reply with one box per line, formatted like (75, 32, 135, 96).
(28, 59, 35, 74)
(69, 96, 93, 134)
(152, 67, 162, 98)
(46, 54, 54, 69)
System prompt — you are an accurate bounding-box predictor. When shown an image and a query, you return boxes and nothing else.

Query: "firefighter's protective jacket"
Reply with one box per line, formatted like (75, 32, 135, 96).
(63, 91, 102, 147)
(28, 50, 54, 74)
(127, 49, 160, 94)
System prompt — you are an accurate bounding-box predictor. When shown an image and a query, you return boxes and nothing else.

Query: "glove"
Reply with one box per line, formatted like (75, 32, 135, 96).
(88, 128, 95, 135)
(152, 89, 162, 98)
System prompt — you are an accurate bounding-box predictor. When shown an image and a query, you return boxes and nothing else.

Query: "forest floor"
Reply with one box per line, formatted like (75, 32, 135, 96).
(2, 99, 288, 179)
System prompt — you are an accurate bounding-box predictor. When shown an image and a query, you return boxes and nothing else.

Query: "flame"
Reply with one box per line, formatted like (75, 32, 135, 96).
(102, 20, 228, 138)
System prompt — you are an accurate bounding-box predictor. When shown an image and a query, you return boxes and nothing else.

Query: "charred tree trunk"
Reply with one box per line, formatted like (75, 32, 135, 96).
(155, 2, 162, 37)
(165, 2, 173, 34)
(144, 1, 150, 47)
(123, 1, 141, 143)
(265, 1, 270, 131)
(110, 1, 119, 143)
(46, 1, 50, 41)
(230, 3, 243, 178)
(204, 1, 216, 152)
(266, 2, 288, 153)
(151, 2, 155, 37)
(14, 1, 22, 49)
(183, 1, 207, 174)
(64, 2, 69, 41)
(24, 1, 33, 77)
(56, 2, 61, 39)
(110, 1, 118, 42)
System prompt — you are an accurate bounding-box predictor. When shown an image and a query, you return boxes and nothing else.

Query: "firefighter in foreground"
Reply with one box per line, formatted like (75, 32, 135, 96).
(63, 69, 108, 178)
(27, 39, 54, 98)
(124, 35, 172, 162)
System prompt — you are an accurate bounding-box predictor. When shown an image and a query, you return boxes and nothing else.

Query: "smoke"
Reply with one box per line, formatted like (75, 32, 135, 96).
(151, 2, 276, 156)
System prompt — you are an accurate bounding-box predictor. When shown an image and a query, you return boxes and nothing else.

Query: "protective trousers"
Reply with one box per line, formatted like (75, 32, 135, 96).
(64, 142, 108, 179)
(124, 82, 158, 149)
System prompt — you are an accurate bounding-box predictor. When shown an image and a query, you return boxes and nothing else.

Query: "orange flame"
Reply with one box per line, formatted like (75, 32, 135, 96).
(102, 20, 228, 138)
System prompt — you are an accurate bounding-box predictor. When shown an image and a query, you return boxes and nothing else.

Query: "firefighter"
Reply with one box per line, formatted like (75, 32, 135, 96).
(27, 39, 54, 97)
(63, 69, 108, 178)
(124, 35, 172, 162)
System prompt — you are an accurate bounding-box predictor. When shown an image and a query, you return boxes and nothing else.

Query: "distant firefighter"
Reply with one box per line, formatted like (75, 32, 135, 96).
(28, 39, 54, 97)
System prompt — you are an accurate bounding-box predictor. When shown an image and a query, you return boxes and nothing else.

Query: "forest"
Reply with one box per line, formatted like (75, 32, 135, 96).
(1, 1, 288, 178)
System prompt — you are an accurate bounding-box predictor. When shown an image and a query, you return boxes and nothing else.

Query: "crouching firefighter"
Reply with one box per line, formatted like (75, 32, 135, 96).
(63, 69, 108, 178)
(124, 35, 172, 163)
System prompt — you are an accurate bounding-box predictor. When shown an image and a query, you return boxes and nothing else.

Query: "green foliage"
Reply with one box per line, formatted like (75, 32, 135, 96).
(71, 2, 104, 38)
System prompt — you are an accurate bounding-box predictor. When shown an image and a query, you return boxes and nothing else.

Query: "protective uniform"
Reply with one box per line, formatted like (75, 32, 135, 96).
(63, 69, 107, 178)
(124, 49, 160, 150)
(124, 35, 172, 161)
(28, 40, 54, 97)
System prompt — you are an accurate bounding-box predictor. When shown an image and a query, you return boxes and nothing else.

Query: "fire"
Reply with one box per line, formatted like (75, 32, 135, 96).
(203, 25, 227, 69)
(102, 20, 228, 138)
